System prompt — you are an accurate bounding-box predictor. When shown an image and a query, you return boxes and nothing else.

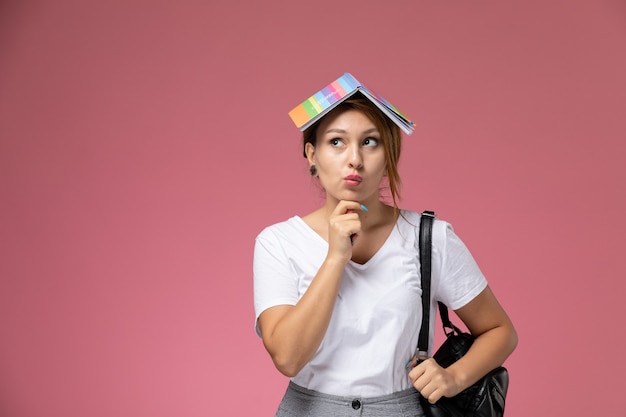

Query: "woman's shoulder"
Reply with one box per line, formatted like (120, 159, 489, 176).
(397, 209, 455, 244)
(256, 216, 321, 249)
(398, 209, 448, 226)
(257, 216, 302, 238)
(399, 209, 453, 225)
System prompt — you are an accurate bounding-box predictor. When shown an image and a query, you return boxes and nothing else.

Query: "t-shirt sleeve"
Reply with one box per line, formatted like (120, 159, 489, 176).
(253, 227, 299, 336)
(432, 220, 488, 310)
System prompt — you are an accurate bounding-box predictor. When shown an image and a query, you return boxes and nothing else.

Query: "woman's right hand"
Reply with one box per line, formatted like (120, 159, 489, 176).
(327, 200, 366, 264)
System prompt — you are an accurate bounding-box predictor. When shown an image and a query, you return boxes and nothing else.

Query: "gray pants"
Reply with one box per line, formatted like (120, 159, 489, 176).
(275, 381, 425, 417)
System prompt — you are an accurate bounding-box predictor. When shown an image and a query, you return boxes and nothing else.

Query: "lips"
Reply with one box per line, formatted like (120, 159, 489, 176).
(344, 174, 362, 186)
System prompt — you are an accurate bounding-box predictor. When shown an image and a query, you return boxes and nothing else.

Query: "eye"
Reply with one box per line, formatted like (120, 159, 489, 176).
(363, 137, 379, 147)
(329, 138, 344, 147)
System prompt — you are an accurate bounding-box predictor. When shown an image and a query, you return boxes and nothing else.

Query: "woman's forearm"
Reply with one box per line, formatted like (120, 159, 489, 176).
(260, 256, 346, 377)
(446, 322, 518, 391)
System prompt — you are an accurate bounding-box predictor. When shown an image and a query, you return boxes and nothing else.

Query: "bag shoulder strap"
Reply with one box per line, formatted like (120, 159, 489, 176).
(417, 211, 460, 358)
(417, 211, 435, 361)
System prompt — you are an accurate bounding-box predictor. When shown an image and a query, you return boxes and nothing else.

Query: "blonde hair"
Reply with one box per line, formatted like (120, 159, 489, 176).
(302, 95, 403, 208)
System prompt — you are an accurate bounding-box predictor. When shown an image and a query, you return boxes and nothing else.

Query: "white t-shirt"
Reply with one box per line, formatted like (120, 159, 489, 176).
(253, 210, 487, 397)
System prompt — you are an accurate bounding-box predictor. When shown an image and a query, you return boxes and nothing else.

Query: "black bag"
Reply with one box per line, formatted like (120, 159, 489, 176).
(417, 211, 509, 417)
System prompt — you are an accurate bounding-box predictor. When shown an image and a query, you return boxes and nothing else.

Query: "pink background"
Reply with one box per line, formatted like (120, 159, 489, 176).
(1, 1, 625, 416)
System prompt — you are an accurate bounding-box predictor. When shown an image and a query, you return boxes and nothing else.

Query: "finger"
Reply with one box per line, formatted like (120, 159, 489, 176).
(412, 361, 454, 404)
(419, 385, 435, 403)
(413, 374, 444, 404)
(408, 362, 426, 384)
(334, 200, 369, 215)
(409, 357, 433, 377)
(344, 201, 368, 246)
(427, 389, 444, 404)
(328, 214, 360, 235)
(421, 384, 445, 404)
(409, 359, 440, 391)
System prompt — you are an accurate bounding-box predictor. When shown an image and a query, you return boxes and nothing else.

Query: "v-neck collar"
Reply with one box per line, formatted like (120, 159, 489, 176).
(293, 213, 400, 268)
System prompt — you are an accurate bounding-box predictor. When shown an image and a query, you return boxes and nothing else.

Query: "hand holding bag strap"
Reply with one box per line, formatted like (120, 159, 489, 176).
(417, 211, 510, 417)
(417, 211, 435, 361)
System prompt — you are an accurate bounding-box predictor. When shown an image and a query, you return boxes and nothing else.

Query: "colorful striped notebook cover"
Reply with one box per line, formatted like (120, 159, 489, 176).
(288, 73, 415, 135)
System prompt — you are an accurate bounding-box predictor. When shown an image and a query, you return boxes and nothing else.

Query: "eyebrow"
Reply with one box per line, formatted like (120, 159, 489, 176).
(323, 128, 380, 135)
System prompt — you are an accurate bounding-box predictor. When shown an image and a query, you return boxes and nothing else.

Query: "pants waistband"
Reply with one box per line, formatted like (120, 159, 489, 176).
(287, 381, 419, 404)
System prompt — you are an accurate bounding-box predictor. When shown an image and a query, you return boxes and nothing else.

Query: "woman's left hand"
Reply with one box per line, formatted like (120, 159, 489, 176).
(407, 358, 463, 404)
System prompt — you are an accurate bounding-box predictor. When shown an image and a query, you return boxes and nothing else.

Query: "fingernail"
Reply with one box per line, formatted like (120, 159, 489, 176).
(405, 360, 412, 369)
(360, 204, 368, 212)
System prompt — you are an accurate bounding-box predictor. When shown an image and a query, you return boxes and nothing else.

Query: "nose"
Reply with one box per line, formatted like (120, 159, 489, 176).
(348, 145, 363, 169)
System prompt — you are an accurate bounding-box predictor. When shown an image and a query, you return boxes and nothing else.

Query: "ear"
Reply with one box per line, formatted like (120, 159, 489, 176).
(305, 142, 316, 165)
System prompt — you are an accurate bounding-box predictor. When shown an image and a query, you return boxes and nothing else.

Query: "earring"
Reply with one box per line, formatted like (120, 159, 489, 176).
(309, 165, 318, 176)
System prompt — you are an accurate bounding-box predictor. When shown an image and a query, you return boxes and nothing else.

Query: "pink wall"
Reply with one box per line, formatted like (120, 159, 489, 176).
(1, 1, 624, 416)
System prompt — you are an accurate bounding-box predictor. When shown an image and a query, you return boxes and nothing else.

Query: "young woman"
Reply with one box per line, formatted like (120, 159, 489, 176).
(253, 79, 517, 416)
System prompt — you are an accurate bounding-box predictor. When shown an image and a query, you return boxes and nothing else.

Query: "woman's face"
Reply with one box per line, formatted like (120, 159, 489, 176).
(306, 108, 387, 206)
